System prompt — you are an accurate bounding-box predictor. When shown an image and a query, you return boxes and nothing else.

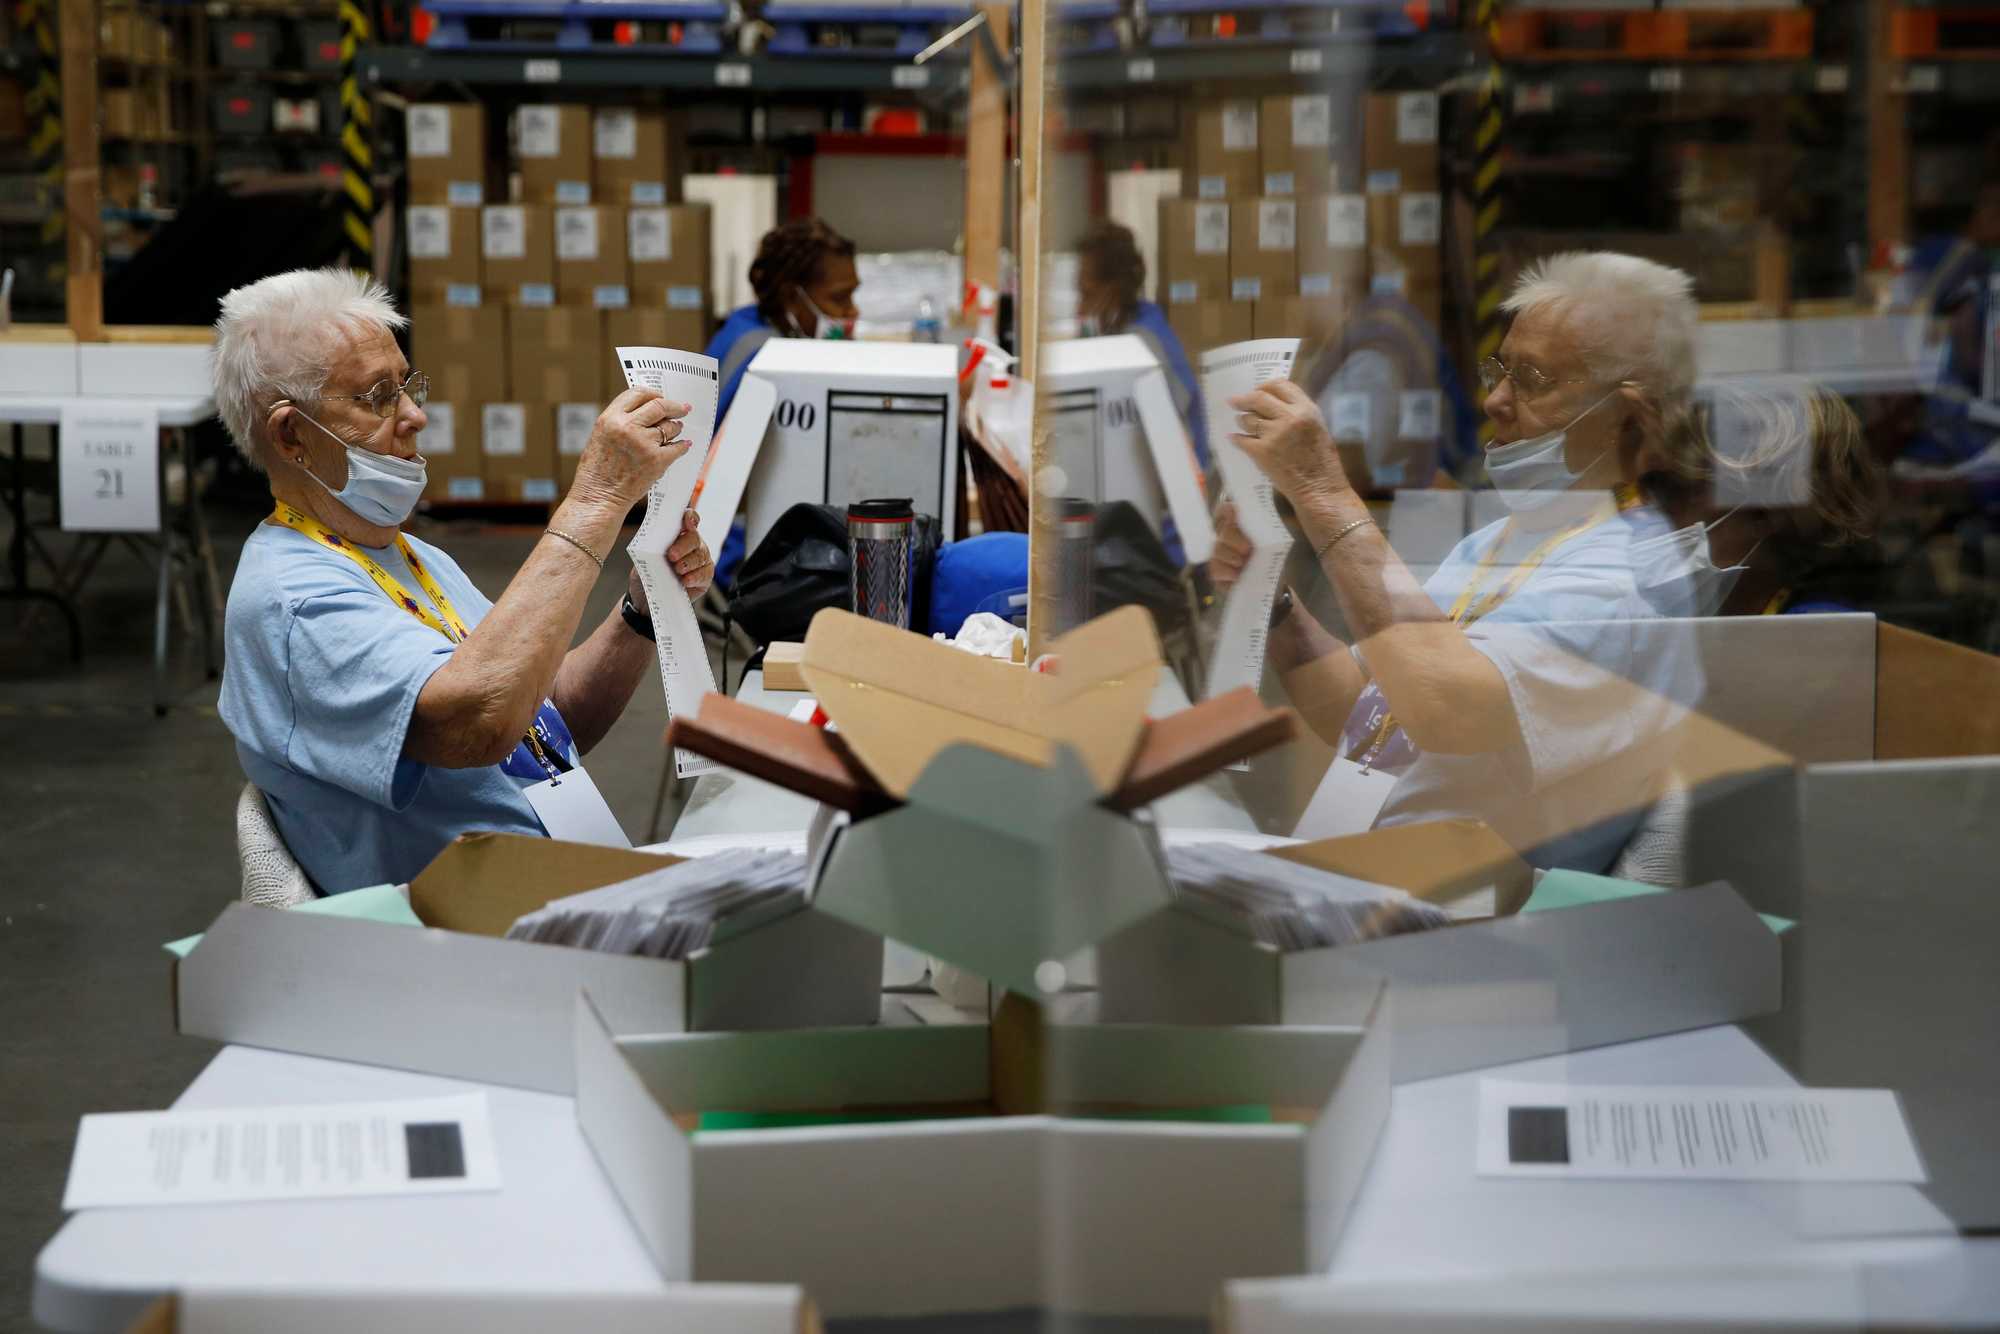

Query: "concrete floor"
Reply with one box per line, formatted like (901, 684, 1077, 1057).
(0, 500, 679, 1332)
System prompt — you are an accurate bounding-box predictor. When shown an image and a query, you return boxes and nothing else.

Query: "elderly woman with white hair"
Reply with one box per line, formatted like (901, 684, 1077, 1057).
(214, 268, 712, 894)
(1215, 251, 1706, 873)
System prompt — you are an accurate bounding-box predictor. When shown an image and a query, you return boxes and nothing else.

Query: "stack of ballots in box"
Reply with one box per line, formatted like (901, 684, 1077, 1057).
(506, 847, 808, 960)
(1164, 841, 1453, 951)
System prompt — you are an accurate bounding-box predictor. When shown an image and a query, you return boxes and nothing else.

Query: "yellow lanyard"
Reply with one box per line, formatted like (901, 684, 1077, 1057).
(1350, 483, 1639, 766)
(268, 505, 565, 776)
(1761, 588, 1791, 616)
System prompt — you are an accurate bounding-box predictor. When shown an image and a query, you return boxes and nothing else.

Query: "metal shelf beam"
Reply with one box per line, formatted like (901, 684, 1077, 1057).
(358, 45, 971, 93)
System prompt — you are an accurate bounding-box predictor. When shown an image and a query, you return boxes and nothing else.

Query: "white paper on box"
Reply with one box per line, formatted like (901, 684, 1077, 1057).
(1197, 175, 1229, 200)
(1222, 101, 1259, 151)
(1292, 94, 1332, 148)
(1477, 1080, 1928, 1184)
(407, 205, 451, 258)
(1398, 388, 1441, 440)
(482, 404, 526, 456)
(1330, 392, 1370, 440)
(617, 346, 723, 779)
(518, 104, 561, 158)
(1327, 194, 1366, 248)
(1300, 273, 1334, 298)
(482, 206, 526, 260)
(59, 403, 160, 532)
(62, 1094, 499, 1209)
(1258, 200, 1297, 251)
(556, 181, 590, 207)
(1169, 280, 1200, 304)
(1365, 169, 1401, 196)
(446, 283, 481, 307)
(595, 107, 638, 159)
(425, 402, 457, 455)
(558, 402, 596, 456)
(1399, 193, 1442, 246)
(557, 206, 601, 261)
(519, 283, 556, 308)
(632, 182, 668, 206)
(1194, 202, 1230, 256)
(1263, 171, 1295, 198)
(1396, 91, 1439, 144)
(1201, 339, 1298, 698)
(447, 476, 484, 501)
(447, 181, 483, 207)
(407, 104, 451, 158)
(667, 286, 704, 311)
(1232, 277, 1263, 302)
(628, 207, 672, 262)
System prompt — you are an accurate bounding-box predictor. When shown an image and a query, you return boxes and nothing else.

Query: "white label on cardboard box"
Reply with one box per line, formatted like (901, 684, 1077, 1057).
(1292, 94, 1332, 148)
(1399, 192, 1442, 246)
(424, 402, 456, 455)
(594, 285, 630, 309)
(558, 403, 596, 456)
(1399, 389, 1441, 440)
(447, 476, 484, 501)
(519, 283, 556, 308)
(1221, 100, 1259, 151)
(518, 105, 560, 159)
(627, 207, 671, 262)
(556, 207, 600, 261)
(1331, 391, 1371, 439)
(1264, 171, 1295, 197)
(1231, 276, 1263, 301)
(522, 477, 558, 503)
(1258, 200, 1296, 251)
(482, 205, 526, 260)
(1372, 271, 1408, 296)
(667, 286, 703, 311)
(407, 206, 451, 259)
(1397, 91, 1439, 144)
(1194, 202, 1229, 256)
(447, 181, 484, 207)
(482, 404, 526, 456)
(408, 105, 451, 158)
(555, 181, 591, 206)
(445, 283, 482, 308)
(630, 182, 667, 206)
(1327, 194, 1367, 248)
(1197, 174, 1229, 200)
(594, 108, 638, 159)
(1300, 272, 1334, 298)
(1366, 169, 1401, 195)
(1168, 279, 1199, 304)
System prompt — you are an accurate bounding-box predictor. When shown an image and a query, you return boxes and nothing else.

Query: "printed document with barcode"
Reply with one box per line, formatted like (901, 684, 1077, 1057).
(615, 346, 722, 778)
(1201, 339, 1299, 698)
(62, 1094, 500, 1208)
(1477, 1080, 1927, 1183)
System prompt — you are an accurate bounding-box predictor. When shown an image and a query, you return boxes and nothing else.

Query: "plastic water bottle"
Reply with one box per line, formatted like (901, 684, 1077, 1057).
(913, 296, 942, 344)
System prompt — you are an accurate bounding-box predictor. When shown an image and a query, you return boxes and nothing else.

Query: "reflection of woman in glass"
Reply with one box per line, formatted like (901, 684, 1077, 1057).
(705, 218, 861, 421)
(1075, 222, 1209, 469)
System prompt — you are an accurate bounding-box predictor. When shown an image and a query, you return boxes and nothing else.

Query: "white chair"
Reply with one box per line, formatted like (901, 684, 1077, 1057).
(234, 783, 315, 907)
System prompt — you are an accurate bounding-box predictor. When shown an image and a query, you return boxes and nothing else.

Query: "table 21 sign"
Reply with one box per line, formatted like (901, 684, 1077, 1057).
(59, 404, 161, 532)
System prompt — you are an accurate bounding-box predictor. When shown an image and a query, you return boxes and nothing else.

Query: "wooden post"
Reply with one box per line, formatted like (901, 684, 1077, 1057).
(59, 0, 104, 341)
(1865, 0, 1908, 262)
(1019, 0, 1055, 657)
(963, 2, 1011, 294)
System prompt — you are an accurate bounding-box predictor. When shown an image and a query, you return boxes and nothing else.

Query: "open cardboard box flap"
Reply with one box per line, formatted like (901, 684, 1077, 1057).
(1269, 820, 1535, 917)
(409, 832, 684, 937)
(1877, 622, 2000, 760)
(799, 605, 1161, 797)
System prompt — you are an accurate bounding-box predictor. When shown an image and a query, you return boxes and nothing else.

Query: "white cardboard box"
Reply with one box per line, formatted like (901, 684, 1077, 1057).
(130, 1287, 816, 1334)
(574, 984, 1390, 1320)
(174, 835, 883, 1094)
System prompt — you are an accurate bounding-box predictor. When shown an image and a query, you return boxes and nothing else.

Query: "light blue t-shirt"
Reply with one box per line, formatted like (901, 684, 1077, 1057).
(219, 522, 565, 894)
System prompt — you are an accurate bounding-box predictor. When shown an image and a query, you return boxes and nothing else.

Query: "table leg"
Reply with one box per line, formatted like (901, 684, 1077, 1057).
(181, 429, 221, 678)
(2, 423, 82, 662)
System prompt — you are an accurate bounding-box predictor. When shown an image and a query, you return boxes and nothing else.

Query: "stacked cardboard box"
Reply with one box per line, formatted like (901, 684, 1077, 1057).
(1361, 90, 1443, 329)
(409, 304, 506, 503)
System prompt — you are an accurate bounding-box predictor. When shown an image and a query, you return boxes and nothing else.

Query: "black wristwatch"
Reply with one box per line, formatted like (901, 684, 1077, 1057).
(620, 592, 656, 642)
(1268, 586, 1296, 630)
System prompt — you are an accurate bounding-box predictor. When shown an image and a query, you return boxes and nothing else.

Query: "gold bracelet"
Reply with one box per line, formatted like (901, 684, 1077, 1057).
(1313, 516, 1375, 561)
(544, 527, 605, 571)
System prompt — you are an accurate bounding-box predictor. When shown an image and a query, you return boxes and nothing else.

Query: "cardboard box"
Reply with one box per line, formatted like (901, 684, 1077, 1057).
(627, 203, 712, 309)
(417, 401, 482, 503)
(1181, 97, 1262, 201)
(1369, 269, 1443, 329)
(172, 834, 886, 1094)
(482, 401, 561, 504)
(515, 103, 593, 205)
(1361, 91, 1439, 195)
(1228, 198, 1298, 304)
(554, 205, 631, 307)
(1156, 199, 1232, 305)
(593, 107, 682, 205)
(410, 301, 506, 501)
(507, 306, 606, 405)
(405, 205, 481, 304)
(603, 307, 710, 398)
(127, 1290, 814, 1334)
(557, 401, 598, 494)
(574, 981, 1389, 1320)
(481, 204, 556, 306)
(1298, 192, 1370, 294)
(1366, 190, 1444, 283)
(407, 103, 490, 206)
(1167, 298, 1255, 357)
(1259, 92, 1354, 198)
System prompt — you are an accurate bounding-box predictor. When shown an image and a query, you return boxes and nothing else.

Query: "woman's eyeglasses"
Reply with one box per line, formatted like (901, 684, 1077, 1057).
(1477, 356, 1593, 399)
(323, 371, 430, 418)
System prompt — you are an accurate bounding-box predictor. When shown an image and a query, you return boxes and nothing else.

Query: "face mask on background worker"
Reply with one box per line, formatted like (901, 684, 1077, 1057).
(792, 286, 855, 341)
(1484, 389, 1619, 513)
(1633, 509, 1757, 616)
(290, 410, 428, 527)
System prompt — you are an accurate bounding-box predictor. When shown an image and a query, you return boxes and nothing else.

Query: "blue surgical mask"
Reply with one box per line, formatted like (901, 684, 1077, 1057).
(1485, 389, 1616, 513)
(292, 410, 427, 527)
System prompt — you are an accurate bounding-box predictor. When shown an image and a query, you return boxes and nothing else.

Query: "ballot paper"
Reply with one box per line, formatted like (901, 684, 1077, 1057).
(505, 846, 809, 960)
(1477, 1080, 1929, 1184)
(1201, 339, 1300, 698)
(62, 1094, 499, 1210)
(616, 345, 722, 778)
(1164, 841, 1451, 952)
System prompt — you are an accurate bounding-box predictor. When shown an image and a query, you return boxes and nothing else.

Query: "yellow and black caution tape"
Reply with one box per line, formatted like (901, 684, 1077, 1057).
(17, 0, 64, 257)
(337, 0, 375, 268)
(1470, 0, 1505, 445)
